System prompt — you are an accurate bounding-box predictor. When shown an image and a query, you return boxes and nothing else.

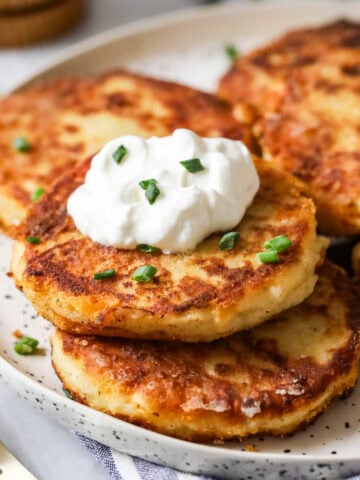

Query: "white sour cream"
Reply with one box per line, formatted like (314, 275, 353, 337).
(67, 129, 259, 254)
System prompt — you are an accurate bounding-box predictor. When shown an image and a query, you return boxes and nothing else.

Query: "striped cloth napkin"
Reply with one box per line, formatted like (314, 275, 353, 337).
(78, 434, 360, 480)
(78, 435, 210, 479)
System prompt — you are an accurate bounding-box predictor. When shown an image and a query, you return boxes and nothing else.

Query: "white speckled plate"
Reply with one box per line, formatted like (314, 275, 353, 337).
(1, 3, 360, 479)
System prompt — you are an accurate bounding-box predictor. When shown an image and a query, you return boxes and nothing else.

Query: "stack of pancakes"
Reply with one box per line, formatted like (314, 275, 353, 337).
(2, 20, 360, 442)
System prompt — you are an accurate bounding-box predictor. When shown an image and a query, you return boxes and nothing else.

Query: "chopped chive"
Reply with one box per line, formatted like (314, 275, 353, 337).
(63, 388, 74, 400)
(225, 43, 239, 62)
(13, 136, 31, 152)
(180, 158, 205, 173)
(112, 144, 127, 164)
(14, 336, 39, 355)
(257, 250, 280, 264)
(219, 231, 240, 250)
(136, 244, 162, 253)
(132, 265, 157, 283)
(264, 234, 292, 253)
(139, 179, 160, 205)
(145, 182, 160, 205)
(26, 236, 40, 244)
(93, 268, 116, 280)
(31, 187, 45, 202)
(139, 178, 157, 190)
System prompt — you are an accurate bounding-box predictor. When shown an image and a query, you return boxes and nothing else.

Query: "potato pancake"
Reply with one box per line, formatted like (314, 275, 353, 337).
(218, 20, 360, 235)
(0, 70, 253, 230)
(51, 262, 360, 441)
(11, 156, 326, 342)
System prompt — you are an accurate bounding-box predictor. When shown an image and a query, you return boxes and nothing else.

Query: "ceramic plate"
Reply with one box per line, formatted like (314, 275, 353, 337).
(1, 3, 360, 479)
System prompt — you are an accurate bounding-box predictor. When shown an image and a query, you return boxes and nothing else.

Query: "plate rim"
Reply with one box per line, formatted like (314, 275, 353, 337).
(2, 0, 360, 467)
(1, 349, 359, 464)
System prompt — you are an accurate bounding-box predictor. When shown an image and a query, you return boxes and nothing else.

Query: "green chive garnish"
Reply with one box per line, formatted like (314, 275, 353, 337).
(93, 268, 116, 280)
(31, 187, 45, 202)
(13, 136, 31, 153)
(264, 234, 292, 253)
(14, 336, 39, 355)
(219, 232, 240, 250)
(136, 244, 162, 253)
(225, 44, 239, 62)
(180, 158, 205, 173)
(132, 265, 157, 283)
(112, 145, 127, 164)
(145, 182, 160, 205)
(257, 250, 280, 264)
(63, 388, 74, 400)
(139, 179, 156, 190)
(26, 236, 40, 244)
(139, 179, 160, 205)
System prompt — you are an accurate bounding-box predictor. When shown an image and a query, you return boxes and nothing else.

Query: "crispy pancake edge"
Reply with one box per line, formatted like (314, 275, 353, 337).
(11, 156, 327, 342)
(51, 262, 360, 441)
(218, 20, 360, 236)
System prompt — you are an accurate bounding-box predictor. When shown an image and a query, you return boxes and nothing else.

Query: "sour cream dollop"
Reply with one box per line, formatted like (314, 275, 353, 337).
(67, 129, 259, 254)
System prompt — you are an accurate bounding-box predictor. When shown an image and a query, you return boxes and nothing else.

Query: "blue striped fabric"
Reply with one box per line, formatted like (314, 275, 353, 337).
(77, 434, 360, 480)
(77, 434, 214, 479)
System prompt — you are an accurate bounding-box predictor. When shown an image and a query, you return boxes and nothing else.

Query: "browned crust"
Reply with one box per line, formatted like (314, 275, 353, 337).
(218, 19, 360, 114)
(218, 20, 360, 235)
(0, 69, 253, 230)
(51, 262, 360, 441)
(11, 155, 324, 341)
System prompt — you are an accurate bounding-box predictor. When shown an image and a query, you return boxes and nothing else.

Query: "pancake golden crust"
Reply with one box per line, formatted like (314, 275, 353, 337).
(218, 20, 360, 114)
(11, 156, 326, 342)
(51, 262, 360, 442)
(218, 20, 360, 235)
(0, 70, 253, 230)
(257, 51, 360, 235)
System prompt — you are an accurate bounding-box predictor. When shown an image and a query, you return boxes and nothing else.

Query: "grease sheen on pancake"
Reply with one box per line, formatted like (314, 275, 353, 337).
(0, 69, 253, 229)
(218, 20, 360, 235)
(51, 262, 360, 442)
(11, 156, 326, 342)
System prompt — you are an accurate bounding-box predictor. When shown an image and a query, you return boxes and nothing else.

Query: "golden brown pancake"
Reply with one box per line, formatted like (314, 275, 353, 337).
(218, 19, 360, 115)
(0, 69, 253, 230)
(218, 20, 360, 235)
(11, 156, 326, 342)
(51, 261, 360, 442)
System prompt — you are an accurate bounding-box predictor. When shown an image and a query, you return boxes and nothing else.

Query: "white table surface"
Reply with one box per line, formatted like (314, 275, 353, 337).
(0, 1, 345, 479)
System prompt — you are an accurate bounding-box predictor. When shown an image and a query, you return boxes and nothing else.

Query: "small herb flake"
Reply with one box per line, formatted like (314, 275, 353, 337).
(112, 145, 127, 164)
(14, 336, 39, 355)
(31, 187, 45, 202)
(13, 136, 31, 153)
(26, 236, 40, 244)
(257, 250, 280, 264)
(93, 268, 116, 280)
(132, 265, 157, 283)
(263, 234, 292, 253)
(225, 43, 239, 62)
(63, 388, 74, 400)
(139, 178, 157, 190)
(139, 179, 160, 205)
(180, 158, 205, 173)
(136, 244, 162, 253)
(219, 232, 240, 250)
